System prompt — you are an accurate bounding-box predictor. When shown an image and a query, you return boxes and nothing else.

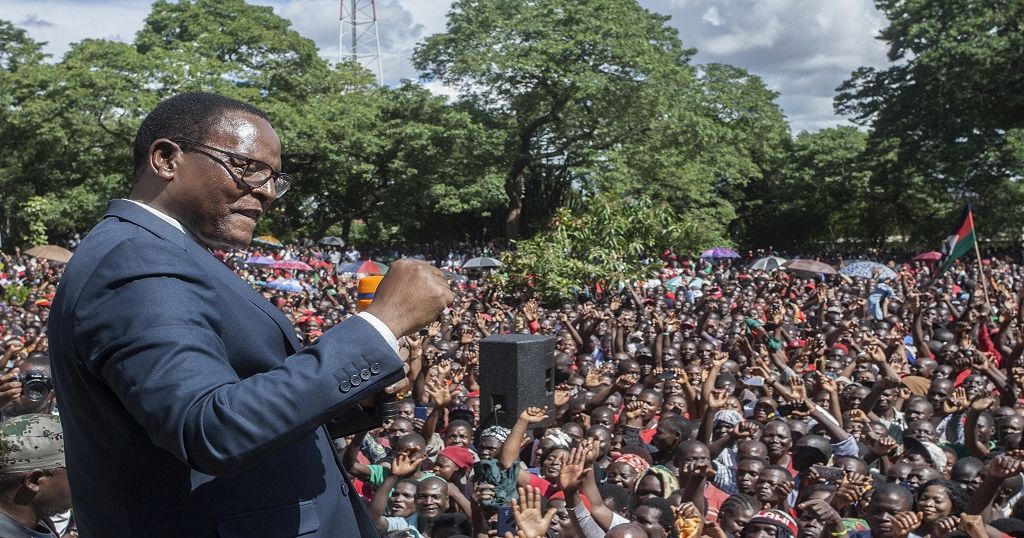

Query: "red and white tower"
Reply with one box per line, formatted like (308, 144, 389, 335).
(339, 0, 384, 84)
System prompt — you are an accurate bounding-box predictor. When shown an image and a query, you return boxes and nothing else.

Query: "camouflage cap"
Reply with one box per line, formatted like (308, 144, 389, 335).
(0, 414, 65, 473)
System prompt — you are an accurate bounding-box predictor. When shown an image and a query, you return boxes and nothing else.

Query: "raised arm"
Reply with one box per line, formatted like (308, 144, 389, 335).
(499, 406, 548, 470)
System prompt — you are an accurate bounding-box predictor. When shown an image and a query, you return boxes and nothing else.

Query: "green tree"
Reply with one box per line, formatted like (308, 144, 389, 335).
(836, 0, 1024, 243)
(413, 0, 700, 238)
(498, 193, 725, 303)
(740, 126, 872, 248)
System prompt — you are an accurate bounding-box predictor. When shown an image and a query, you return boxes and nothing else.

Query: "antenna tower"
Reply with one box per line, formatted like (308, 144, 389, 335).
(339, 0, 383, 84)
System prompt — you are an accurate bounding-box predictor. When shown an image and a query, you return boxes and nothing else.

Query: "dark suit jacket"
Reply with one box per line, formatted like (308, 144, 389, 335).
(49, 200, 404, 537)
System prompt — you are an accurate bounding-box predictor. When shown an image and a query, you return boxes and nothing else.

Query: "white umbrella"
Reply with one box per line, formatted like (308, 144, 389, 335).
(750, 256, 787, 272)
(462, 257, 501, 269)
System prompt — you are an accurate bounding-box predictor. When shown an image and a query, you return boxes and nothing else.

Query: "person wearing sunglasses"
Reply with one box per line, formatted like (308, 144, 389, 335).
(48, 92, 453, 538)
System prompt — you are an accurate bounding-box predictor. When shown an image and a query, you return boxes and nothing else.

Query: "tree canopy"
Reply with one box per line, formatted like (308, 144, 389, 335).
(1, 0, 1019, 254)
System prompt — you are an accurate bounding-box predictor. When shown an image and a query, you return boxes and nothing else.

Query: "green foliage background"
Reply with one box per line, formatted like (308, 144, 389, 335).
(2, 0, 1021, 280)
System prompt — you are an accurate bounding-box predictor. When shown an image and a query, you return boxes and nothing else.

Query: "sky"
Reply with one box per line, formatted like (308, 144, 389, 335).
(1, 0, 891, 133)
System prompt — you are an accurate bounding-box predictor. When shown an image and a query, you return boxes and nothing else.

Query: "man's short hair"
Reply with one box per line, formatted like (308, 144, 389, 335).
(132, 92, 269, 179)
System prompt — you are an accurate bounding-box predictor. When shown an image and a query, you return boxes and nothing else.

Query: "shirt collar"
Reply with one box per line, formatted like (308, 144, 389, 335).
(122, 199, 187, 235)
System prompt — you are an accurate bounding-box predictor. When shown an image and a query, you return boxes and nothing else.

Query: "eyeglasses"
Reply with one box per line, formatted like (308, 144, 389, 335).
(171, 138, 293, 199)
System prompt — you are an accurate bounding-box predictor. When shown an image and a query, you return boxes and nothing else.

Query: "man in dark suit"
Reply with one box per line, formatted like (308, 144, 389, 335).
(47, 93, 452, 537)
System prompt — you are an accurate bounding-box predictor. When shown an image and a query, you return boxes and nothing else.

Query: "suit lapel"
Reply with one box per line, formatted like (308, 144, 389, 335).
(105, 200, 301, 353)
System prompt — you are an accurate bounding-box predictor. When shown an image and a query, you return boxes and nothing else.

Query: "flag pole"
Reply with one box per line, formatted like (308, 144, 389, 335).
(973, 234, 992, 309)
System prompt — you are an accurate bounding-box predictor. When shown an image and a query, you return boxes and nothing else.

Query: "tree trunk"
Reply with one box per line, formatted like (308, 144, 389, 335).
(341, 218, 352, 242)
(505, 168, 525, 239)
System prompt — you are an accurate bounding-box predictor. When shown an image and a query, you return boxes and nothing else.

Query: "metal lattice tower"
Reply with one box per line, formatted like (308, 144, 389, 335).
(339, 0, 383, 84)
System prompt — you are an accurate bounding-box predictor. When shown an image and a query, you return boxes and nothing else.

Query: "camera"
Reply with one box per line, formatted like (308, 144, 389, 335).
(17, 369, 52, 402)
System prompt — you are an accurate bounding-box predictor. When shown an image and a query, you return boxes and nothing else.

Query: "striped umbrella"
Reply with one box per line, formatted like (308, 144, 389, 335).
(339, 260, 388, 275)
(252, 235, 283, 247)
(265, 279, 305, 293)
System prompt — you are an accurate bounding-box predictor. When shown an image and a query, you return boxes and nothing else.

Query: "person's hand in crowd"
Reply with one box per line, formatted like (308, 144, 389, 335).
(934, 515, 960, 537)
(364, 258, 453, 338)
(557, 445, 590, 493)
(623, 401, 645, 425)
(505, 486, 556, 538)
(817, 373, 838, 394)
(959, 513, 988, 538)
(672, 502, 703, 538)
(797, 499, 844, 534)
(871, 434, 898, 456)
(554, 384, 573, 407)
(732, 421, 760, 440)
(426, 321, 442, 338)
(0, 368, 22, 408)
(969, 396, 995, 413)
(518, 406, 549, 425)
(988, 454, 1024, 478)
(615, 373, 640, 391)
(890, 511, 922, 538)
(472, 482, 496, 505)
(390, 451, 424, 478)
(704, 388, 729, 411)
(522, 301, 538, 322)
(583, 367, 606, 389)
(678, 459, 715, 480)
(427, 380, 453, 408)
(942, 387, 970, 414)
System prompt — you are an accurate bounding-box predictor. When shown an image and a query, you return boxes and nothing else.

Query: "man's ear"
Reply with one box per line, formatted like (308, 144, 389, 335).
(24, 469, 46, 493)
(149, 139, 181, 181)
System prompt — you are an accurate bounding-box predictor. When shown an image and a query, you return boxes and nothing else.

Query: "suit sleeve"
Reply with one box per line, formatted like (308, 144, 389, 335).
(72, 237, 405, 475)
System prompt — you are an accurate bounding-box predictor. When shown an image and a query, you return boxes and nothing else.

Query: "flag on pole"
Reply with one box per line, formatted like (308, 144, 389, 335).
(939, 205, 976, 274)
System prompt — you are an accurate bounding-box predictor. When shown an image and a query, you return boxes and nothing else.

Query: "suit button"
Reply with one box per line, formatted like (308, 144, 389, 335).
(350, 374, 361, 387)
(370, 362, 382, 374)
(339, 380, 351, 393)
(360, 369, 371, 380)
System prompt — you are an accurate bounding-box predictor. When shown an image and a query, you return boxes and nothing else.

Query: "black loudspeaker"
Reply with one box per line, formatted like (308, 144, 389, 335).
(479, 334, 555, 429)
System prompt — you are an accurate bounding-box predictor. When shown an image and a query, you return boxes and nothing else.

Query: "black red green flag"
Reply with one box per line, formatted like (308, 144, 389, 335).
(939, 205, 976, 274)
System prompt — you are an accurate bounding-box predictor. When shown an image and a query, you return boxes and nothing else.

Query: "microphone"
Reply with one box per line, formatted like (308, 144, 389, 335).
(377, 393, 401, 421)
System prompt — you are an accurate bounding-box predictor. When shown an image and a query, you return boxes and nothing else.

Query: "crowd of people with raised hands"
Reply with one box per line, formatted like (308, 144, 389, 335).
(6, 242, 1024, 538)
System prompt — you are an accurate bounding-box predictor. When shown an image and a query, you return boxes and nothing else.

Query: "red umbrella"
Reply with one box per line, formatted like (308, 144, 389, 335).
(270, 260, 313, 271)
(913, 251, 942, 261)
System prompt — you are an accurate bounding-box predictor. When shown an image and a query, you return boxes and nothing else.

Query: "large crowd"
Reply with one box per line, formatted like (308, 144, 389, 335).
(5, 242, 1024, 538)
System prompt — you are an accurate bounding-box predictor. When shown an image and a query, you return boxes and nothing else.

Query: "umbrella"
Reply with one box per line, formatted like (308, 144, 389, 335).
(442, 270, 467, 283)
(252, 235, 283, 247)
(24, 245, 73, 263)
(339, 260, 388, 275)
(308, 259, 333, 268)
(265, 279, 305, 293)
(318, 236, 345, 247)
(462, 257, 501, 269)
(271, 260, 313, 271)
(750, 256, 787, 272)
(914, 251, 942, 262)
(245, 255, 276, 265)
(783, 259, 837, 278)
(700, 247, 740, 259)
(840, 261, 898, 280)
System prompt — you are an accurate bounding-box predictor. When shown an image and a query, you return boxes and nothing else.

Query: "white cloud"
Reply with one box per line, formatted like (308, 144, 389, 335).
(641, 0, 889, 131)
(0, 0, 888, 132)
(701, 6, 721, 27)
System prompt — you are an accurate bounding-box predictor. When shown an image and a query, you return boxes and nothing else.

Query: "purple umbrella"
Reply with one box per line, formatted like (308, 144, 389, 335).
(245, 255, 276, 265)
(700, 247, 740, 259)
